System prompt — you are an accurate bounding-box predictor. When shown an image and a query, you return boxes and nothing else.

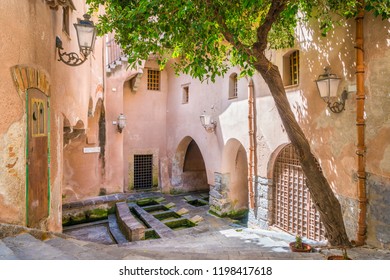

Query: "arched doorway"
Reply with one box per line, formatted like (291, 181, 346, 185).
(272, 144, 325, 241)
(210, 139, 248, 217)
(171, 137, 208, 193)
(221, 139, 249, 211)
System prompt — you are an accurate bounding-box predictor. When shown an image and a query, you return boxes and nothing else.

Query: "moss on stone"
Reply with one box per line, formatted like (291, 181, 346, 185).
(108, 206, 116, 215)
(136, 198, 159, 206)
(145, 229, 160, 240)
(169, 188, 184, 195)
(208, 207, 248, 219)
(86, 208, 108, 220)
(164, 218, 196, 230)
(225, 208, 249, 219)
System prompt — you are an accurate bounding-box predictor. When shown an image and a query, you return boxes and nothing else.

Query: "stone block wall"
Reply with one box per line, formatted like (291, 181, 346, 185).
(248, 176, 272, 229)
(367, 173, 390, 248)
(209, 173, 232, 216)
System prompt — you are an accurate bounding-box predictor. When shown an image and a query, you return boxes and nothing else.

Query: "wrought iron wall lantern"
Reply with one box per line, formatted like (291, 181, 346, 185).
(112, 113, 126, 133)
(315, 66, 348, 113)
(56, 14, 97, 66)
(200, 112, 217, 133)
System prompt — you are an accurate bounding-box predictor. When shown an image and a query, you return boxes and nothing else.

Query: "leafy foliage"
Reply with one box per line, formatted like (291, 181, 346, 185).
(87, 0, 389, 80)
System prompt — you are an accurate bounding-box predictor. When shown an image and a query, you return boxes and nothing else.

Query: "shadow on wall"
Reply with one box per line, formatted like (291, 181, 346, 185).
(62, 99, 106, 203)
(171, 136, 208, 194)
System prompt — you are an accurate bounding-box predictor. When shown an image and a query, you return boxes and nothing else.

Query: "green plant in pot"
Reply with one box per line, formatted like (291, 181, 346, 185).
(289, 235, 312, 253)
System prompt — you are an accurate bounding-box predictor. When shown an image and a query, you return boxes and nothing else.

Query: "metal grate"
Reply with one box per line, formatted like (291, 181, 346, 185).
(147, 69, 160, 91)
(134, 154, 153, 190)
(273, 144, 325, 241)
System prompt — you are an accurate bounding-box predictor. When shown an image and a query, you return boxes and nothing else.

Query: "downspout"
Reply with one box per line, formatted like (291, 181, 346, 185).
(248, 78, 255, 209)
(355, 1, 367, 245)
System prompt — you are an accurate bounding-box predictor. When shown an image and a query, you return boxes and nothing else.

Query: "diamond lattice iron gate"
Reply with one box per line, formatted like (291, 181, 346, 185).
(273, 144, 326, 241)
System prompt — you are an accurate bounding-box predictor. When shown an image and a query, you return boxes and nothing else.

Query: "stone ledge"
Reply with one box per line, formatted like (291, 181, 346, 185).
(115, 202, 145, 241)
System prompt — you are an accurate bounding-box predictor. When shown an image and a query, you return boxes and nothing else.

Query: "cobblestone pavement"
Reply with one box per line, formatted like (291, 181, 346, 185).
(62, 192, 390, 260)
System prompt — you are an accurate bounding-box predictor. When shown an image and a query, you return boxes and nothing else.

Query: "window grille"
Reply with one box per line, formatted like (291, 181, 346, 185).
(147, 69, 160, 91)
(134, 155, 153, 190)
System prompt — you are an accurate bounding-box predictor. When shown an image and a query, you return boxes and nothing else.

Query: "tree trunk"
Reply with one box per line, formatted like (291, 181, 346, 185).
(254, 55, 350, 246)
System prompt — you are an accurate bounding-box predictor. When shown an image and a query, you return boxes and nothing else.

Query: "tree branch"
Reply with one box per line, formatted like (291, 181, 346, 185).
(203, 0, 254, 58)
(254, 0, 289, 53)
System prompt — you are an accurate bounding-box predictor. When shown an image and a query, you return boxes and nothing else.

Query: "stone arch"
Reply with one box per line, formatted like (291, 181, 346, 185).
(220, 138, 249, 211)
(11, 65, 50, 97)
(171, 136, 208, 193)
(268, 143, 326, 241)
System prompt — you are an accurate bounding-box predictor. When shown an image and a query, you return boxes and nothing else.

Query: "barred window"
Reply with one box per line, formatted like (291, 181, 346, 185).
(147, 69, 160, 91)
(283, 50, 299, 87)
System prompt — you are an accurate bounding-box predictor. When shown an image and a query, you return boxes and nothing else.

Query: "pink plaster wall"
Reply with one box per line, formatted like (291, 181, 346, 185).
(121, 60, 168, 191)
(0, 0, 106, 231)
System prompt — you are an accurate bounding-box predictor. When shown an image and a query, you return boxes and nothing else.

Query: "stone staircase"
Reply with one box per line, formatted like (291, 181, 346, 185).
(0, 223, 151, 260)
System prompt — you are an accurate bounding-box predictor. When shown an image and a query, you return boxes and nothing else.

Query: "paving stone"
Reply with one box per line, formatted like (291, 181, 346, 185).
(0, 240, 19, 260)
(176, 208, 190, 215)
(189, 215, 204, 224)
(45, 237, 114, 260)
(164, 202, 175, 208)
(2, 233, 76, 260)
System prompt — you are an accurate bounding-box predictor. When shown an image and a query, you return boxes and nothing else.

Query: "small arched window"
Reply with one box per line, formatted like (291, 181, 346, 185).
(229, 73, 238, 99)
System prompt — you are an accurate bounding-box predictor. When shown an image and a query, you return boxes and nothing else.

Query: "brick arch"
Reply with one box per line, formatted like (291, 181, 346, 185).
(11, 65, 50, 97)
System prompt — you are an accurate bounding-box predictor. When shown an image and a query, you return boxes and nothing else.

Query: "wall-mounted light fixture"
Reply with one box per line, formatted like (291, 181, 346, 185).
(315, 66, 348, 113)
(56, 14, 97, 66)
(112, 113, 126, 133)
(200, 112, 217, 133)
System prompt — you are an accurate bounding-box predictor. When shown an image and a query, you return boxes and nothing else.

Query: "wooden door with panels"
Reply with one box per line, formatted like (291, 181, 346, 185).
(27, 88, 49, 228)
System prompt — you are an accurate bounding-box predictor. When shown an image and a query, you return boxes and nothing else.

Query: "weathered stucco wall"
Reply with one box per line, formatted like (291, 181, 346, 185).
(363, 15, 390, 248)
(122, 60, 168, 191)
(0, 0, 105, 231)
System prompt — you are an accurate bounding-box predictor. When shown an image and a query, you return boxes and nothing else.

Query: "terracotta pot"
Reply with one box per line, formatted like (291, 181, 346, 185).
(289, 242, 312, 253)
(327, 255, 352, 260)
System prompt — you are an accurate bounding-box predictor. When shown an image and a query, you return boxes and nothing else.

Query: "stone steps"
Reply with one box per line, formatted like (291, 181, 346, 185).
(0, 232, 157, 260)
(1, 233, 76, 260)
(0, 240, 19, 260)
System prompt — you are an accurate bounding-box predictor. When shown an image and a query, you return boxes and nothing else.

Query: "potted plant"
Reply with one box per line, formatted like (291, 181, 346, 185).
(327, 247, 352, 260)
(289, 235, 312, 253)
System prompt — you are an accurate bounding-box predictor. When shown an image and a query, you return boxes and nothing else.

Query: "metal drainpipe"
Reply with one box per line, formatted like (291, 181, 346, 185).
(248, 78, 255, 209)
(355, 2, 367, 245)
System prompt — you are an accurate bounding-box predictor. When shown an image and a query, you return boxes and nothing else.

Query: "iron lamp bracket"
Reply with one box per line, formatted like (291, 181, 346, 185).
(56, 36, 88, 66)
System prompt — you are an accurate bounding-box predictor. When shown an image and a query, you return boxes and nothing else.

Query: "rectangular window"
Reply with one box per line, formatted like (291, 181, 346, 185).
(147, 69, 160, 91)
(283, 50, 299, 87)
(290, 51, 299, 86)
(182, 85, 189, 104)
(62, 6, 70, 36)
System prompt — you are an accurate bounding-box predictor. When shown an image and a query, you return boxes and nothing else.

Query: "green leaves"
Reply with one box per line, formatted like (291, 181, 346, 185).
(87, 0, 389, 82)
